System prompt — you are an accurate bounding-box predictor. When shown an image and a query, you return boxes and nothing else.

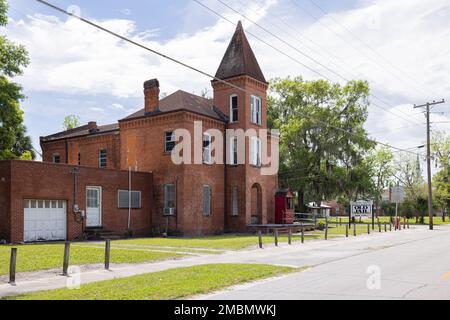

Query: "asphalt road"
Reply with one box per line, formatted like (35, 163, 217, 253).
(198, 225, 450, 300)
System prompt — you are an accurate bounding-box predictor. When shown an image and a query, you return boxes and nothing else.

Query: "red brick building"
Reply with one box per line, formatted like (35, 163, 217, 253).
(0, 22, 278, 242)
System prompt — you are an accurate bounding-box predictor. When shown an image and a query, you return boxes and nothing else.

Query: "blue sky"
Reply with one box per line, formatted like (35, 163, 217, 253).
(3, 0, 450, 164)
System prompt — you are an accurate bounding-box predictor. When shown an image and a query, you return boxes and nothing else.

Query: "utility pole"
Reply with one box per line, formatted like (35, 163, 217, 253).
(414, 99, 445, 230)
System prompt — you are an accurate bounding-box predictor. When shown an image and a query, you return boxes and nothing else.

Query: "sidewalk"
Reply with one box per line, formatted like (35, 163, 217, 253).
(0, 226, 433, 298)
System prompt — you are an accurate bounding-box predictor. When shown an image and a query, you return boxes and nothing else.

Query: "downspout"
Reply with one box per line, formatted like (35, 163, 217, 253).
(175, 175, 179, 235)
(65, 139, 69, 163)
(223, 125, 228, 233)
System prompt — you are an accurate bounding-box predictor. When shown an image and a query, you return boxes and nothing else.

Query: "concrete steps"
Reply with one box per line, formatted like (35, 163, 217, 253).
(84, 227, 124, 240)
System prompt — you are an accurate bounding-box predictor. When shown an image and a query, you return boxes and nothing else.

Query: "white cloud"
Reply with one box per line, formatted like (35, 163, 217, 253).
(111, 103, 125, 110)
(121, 9, 131, 16)
(3, 0, 450, 152)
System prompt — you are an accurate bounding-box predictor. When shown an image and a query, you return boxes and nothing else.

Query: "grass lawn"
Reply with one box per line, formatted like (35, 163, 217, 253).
(0, 243, 182, 276)
(112, 233, 323, 250)
(310, 224, 373, 238)
(4, 264, 298, 300)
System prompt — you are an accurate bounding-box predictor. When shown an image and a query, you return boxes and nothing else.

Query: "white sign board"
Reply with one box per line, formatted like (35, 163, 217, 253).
(350, 201, 373, 218)
(391, 186, 405, 204)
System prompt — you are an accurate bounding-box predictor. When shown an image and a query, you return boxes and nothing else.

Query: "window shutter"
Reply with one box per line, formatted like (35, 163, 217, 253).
(250, 96, 255, 123)
(251, 137, 256, 165)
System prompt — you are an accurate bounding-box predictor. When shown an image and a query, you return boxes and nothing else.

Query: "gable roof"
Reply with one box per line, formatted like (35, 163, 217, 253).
(214, 21, 266, 83)
(122, 90, 226, 122)
(40, 123, 119, 142)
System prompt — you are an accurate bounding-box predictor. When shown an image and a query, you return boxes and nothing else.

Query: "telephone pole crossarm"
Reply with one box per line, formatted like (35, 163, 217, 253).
(413, 99, 446, 230)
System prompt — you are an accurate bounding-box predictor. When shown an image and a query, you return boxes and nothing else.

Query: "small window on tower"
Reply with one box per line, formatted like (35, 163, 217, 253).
(250, 95, 262, 125)
(230, 95, 238, 123)
(77, 152, 81, 165)
(99, 149, 107, 168)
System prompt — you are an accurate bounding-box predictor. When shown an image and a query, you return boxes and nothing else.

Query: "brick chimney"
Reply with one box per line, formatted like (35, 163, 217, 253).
(88, 121, 98, 133)
(144, 79, 160, 114)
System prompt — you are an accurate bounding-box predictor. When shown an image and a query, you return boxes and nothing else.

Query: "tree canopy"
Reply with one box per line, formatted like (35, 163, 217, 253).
(268, 76, 376, 209)
(63, 114, 80, 131)
(0, 0, 35, 160)
(432, 132, 450, 217)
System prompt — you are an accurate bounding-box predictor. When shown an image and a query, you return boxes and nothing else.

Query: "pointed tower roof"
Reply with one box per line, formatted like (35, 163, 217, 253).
(214, 21, 267, 83)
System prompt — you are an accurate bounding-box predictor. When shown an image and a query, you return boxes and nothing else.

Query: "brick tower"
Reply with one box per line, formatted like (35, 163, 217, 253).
(212, 21, 277, 231)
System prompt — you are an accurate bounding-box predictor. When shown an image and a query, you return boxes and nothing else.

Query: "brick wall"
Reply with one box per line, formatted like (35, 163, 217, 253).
(119, 111, 227, 236)
(67, 133, 121, 169)
(0, 161, 11, 241)
(0, 160, 152, 243)
(41, 140, 67, 163)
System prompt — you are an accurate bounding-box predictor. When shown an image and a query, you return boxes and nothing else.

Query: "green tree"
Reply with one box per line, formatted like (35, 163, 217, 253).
(268, 76, 375, 209)
(366, 147, 394, 217)
(63, 114, 80, 130)
(432, 132, 450, 220)
(0, 0, 34, 160)
(394, 153, 426, 222)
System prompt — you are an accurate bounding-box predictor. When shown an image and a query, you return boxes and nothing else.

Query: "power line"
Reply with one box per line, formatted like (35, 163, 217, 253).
(196, 0, 424, 127)
(291, 0, 433, 100)
(238, 1, 425, 120)
(34, 0, 421, 157)
(308, 0, 439, 99)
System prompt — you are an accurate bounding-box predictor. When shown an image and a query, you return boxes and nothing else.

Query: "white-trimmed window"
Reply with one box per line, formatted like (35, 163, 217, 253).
(165, 131, 175, 152)
(118, 190, 142, 209)
(230, 136, 238, 165)
(232, 186, 238, 216)
(250, 136, 261, 166)
(99, 149, 107, 168)
(230, 94, 238, 123)
(203, 185, 212, 216)
(52, 153, 60, 163)
(203, 133, 212, 164)
(250, 95, 261, 125)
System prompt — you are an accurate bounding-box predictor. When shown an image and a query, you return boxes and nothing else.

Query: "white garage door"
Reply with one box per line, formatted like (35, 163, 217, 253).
(24, 199, 67, 242)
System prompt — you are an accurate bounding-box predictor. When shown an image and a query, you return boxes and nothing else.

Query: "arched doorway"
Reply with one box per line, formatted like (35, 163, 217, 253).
(251, 183, 262, 224)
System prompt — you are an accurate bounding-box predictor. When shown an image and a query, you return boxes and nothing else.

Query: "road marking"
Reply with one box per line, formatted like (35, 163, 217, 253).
(441, 272, 450, 280)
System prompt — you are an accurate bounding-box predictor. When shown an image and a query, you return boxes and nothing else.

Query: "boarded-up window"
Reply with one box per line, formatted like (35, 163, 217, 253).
(203, 185, 211, 216)
(164, 184, 176, 209)
(232, 186, 238, 216)
(118, 190, 142, 209)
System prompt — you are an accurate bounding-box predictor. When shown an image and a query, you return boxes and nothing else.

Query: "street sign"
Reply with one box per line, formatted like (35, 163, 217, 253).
(350, 200, 373, 218)
(391, 186, 405, 204)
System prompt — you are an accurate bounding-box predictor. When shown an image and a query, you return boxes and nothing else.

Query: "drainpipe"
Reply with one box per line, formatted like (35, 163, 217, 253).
(223, 126, 228, 233)
(127, 166, 131, 230)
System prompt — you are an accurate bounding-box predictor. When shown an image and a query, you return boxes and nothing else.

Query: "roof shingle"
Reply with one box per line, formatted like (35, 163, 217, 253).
(214, 21, 266, 83)
(122, 90, 225, 121)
